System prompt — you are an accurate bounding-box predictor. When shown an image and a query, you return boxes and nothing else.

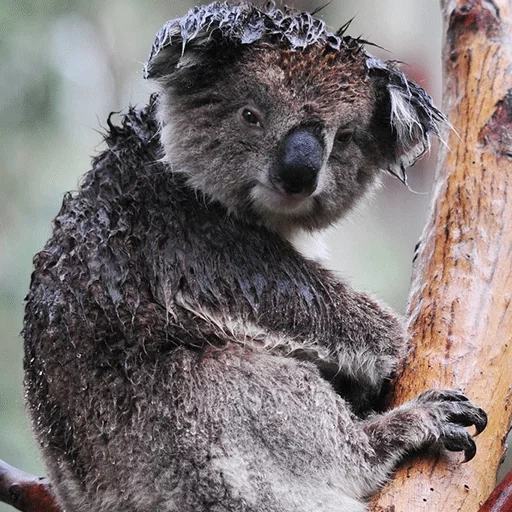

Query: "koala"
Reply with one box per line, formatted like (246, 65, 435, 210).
(23, 3, 487, 512)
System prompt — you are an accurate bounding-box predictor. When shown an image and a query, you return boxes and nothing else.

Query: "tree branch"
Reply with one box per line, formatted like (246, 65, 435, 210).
(479, 467, 512, 512)
(0, 459, 60, 512)
(371, 1, 512, 510)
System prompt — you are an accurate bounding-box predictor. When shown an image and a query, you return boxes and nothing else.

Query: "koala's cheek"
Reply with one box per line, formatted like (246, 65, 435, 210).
(314, 166, 331, 197)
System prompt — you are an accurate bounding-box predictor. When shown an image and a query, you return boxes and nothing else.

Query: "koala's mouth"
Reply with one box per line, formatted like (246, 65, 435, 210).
(250, 182, 316, 216)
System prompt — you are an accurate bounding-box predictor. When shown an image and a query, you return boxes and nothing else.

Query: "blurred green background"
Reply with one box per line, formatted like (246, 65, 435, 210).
(0, 1, 507, 510)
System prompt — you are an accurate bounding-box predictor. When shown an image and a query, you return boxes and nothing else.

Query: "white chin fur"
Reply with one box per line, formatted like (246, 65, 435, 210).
(250, 183, 315, 217)
(288, 230, 329, 264)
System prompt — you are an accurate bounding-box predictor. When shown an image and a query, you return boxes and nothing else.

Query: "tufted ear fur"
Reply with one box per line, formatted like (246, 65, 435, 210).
(368, 57, 447, 182)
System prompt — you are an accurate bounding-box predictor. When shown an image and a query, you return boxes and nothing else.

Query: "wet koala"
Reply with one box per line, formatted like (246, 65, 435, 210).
(24, 3, 487, 512)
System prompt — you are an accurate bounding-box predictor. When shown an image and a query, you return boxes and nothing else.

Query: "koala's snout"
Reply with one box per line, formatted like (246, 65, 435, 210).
(272, 129, 324, 197)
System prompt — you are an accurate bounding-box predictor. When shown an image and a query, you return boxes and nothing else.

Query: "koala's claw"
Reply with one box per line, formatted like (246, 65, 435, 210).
(417, 388, 469, 403)
(414, 389, 488, 461)
(442, 424, 477, 461)
(447, 405, 488, 435)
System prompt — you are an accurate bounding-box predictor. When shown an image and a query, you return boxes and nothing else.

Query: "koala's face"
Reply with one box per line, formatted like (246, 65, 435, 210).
(148, 5, 442, 233)
(158, 45, 390, 231)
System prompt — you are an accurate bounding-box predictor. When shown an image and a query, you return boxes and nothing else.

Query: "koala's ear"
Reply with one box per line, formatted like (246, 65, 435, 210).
(143, 22, 193, 80)
(144, 3, 266, 80)
(143, 10, 217, 81)
(369, 58, 447, 182)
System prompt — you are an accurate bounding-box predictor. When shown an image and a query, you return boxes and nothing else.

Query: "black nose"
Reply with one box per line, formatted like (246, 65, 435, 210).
(273, 129, 324, 196)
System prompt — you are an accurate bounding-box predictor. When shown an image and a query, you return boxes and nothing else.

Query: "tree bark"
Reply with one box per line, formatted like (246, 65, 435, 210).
(371, 1, 512, 511)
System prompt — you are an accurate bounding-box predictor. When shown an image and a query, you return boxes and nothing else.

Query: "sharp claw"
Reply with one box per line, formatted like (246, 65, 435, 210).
(448, 405, 488, 434)
(463, 437, 477, 462)
(474, 408, 488, 435)
(449, 390, 469, 402)
(429, 389, 469, 402)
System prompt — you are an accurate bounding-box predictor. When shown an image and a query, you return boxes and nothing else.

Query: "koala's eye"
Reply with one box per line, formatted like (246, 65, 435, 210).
(335, 128, 353, 146)
(241, 108, 263, 128)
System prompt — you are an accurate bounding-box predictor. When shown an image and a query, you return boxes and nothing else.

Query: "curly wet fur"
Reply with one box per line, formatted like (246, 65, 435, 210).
(24, 3, 485, 511)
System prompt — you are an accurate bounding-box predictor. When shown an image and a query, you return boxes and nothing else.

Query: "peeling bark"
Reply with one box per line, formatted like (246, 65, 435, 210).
(371, 1, 512, 510)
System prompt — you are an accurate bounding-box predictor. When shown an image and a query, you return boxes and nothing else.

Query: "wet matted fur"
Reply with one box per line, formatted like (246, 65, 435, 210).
(24, 3, 486, 511)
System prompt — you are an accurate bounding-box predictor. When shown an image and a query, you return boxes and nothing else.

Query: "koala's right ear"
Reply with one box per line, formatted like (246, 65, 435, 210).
(143, 14, 215, 81)
(144, 3, 264, 81)
(368, 57, 447, 182)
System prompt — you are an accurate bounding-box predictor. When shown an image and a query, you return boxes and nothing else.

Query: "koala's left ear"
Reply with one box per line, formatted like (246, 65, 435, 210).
(369, 58, 447, 182)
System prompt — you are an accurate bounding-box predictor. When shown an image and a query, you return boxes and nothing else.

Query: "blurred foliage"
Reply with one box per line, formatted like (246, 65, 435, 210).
(6, 2, 504, 512)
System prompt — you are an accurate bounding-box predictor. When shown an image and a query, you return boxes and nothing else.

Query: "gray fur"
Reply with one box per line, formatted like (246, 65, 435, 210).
(24, 3, 485, 511)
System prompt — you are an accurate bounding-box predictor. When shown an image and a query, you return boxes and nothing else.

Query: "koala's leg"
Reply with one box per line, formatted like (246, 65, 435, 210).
(356, 389, 487, 496)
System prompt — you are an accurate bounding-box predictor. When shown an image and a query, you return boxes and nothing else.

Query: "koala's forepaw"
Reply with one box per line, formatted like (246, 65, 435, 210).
(416, 389, 487, 462)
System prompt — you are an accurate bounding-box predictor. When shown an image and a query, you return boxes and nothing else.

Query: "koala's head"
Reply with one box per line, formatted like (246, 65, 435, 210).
(145, 2, 445, 232)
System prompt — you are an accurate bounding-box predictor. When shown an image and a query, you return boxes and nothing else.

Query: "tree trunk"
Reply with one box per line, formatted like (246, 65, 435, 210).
(371, 1, 512, 511)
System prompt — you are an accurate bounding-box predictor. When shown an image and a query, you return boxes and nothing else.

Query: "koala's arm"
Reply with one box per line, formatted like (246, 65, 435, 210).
(256, 260, 405, 411)
(155, 216, 406, 412)
(252, 244, 406, 412)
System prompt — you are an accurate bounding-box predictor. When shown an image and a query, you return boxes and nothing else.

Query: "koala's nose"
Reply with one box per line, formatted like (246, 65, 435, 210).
(274, 129, 324, 196)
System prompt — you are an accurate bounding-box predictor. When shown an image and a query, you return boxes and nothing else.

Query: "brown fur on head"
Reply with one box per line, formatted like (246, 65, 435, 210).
(145, 2, 445, 233)
(276, 42, 368, 105)
(241, 44, 373, 132)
